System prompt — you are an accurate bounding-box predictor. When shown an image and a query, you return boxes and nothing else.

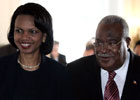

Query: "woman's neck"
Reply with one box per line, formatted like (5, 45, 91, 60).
(19, 50, 41, 64)
(18, 52, 41, 71)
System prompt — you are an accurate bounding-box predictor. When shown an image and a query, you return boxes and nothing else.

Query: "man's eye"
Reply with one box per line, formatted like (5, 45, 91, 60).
(94, 42, 103, 46)
(108, 41, 118, 46)
(108, 42, 114, 45)
(96, 42, 103, 45)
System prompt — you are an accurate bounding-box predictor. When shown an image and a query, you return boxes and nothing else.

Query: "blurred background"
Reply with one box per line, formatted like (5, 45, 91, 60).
(1, 0, 140, 62)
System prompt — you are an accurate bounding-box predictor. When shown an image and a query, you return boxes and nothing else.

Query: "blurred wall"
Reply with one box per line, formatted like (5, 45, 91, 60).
(123, 0, 140, 49)
(0, 0, 20, 45)
(1, 0, 140, 61)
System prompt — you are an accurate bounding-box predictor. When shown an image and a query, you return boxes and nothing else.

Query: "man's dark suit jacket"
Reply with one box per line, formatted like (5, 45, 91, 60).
(67, 50, 140, 100)
(0, 44, 17, 57)
(50, 53, 67, 66)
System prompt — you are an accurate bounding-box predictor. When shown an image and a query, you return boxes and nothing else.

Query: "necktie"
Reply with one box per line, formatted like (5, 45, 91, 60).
(104, 72, 119, 100)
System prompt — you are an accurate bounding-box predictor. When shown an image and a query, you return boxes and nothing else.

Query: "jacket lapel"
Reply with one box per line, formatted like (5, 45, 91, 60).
(121, 50, 140, 100)
(89, 58, 103, 100)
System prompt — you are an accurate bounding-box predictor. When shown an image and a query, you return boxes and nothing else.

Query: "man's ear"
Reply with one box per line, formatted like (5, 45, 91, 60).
(125, 37, 131, 47)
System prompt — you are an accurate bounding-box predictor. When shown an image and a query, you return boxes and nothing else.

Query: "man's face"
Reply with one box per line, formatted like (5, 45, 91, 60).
(51, 44, 59, 58)
(95, 23, 128, 71)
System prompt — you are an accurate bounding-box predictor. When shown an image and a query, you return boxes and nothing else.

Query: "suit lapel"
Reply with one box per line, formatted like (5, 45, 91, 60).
(89, 58, 103, 100)
(96, 65, 104, 100)
(94, 66, 103, 100)
(121, 50, 136, 100)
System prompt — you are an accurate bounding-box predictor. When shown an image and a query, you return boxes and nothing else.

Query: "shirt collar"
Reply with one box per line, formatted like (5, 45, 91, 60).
(115, 50, 130, 80)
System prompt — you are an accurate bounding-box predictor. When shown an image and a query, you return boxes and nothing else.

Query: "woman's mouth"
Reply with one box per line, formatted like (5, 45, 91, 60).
(21, 43, 32, 49)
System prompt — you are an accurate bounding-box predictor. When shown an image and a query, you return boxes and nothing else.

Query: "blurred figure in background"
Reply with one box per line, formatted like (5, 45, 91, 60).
(0, 44, 17, 57)
(50, 40, 67, 66)
(134, 40, 140, 56)
(83, 37, 95, 56)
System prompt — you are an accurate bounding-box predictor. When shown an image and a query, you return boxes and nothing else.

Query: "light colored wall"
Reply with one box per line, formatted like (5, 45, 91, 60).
(0, 0, 20, 45)
(122, 0, 140, 49)
(1, 0, 140, 61)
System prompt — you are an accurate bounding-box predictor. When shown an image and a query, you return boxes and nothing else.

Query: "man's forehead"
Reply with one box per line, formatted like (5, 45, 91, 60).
(96, 24, 123, 37)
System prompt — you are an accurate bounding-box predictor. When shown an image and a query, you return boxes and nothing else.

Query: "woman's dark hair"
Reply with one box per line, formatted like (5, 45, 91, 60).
(8, 3, 53, 55)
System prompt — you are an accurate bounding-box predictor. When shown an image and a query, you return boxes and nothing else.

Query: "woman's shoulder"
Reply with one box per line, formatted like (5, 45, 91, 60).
(42, 55, 66, 70)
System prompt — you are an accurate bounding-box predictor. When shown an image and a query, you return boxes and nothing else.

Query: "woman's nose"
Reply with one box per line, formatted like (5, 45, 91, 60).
(22, 31, 30, 39)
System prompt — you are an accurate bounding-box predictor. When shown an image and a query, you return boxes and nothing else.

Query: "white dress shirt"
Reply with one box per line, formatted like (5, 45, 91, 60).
(101, 51, 130, 98)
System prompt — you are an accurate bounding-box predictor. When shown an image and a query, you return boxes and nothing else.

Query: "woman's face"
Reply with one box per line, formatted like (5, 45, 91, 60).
(14, 15, 46, 55)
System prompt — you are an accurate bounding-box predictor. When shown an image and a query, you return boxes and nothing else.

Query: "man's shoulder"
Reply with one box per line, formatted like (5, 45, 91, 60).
(43, 55, 66, 71)
(67, 55, 96, 71)
(0, 53, 17, 72)
(0, 53, 16, 63)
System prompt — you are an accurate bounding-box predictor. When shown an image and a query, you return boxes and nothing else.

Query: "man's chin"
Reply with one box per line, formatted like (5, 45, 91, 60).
(99, 62, 114, 71)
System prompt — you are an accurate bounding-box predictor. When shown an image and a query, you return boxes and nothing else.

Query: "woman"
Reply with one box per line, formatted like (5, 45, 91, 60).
(0, 3, 72, 100)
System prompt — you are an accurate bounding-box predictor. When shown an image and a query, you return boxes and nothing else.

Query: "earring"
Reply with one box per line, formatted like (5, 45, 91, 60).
(42, 39, 46, 43)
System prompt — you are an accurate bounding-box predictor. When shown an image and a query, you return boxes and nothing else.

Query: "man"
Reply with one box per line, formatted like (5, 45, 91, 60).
(134, 40, 140, 56)
(68, 15, 140, 100)
(83, 37, 95, 57)
(50, 41, 67, 66)
(0, 44, 17, 57)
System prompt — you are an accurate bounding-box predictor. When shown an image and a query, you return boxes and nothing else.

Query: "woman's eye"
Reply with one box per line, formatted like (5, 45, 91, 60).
(15, 29, 23, 33)
(29, 29, 38, 34)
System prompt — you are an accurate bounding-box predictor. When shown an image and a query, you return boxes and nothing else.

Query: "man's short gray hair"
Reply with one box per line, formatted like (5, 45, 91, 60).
(97, 15, 129, 38)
